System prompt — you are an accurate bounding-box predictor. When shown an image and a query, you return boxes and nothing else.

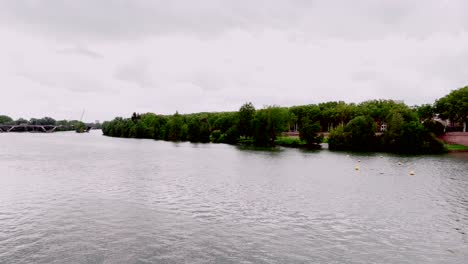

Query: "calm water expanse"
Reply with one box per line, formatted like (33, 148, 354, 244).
(0, 131, 467, 263)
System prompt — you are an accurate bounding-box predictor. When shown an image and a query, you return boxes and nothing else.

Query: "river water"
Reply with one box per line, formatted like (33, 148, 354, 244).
(0, 131, 467, 263)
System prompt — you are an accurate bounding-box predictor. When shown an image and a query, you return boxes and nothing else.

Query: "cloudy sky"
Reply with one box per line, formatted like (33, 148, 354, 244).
(1, 0, 467, 122)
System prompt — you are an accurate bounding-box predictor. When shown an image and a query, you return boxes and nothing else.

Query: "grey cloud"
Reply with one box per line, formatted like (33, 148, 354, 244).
(351, 70, 378, 82)
(17, 72, 56, 88)
(114, 59, 155, 88)
(17, 71, 113, 94)
(191, 75, 223, 91)
(184, 71, 228, 92)
(1, 0, 466, 41)
(65, 78, 107, 94)
(56, 45, 103, 59)
(0, 0, 305, 40)
(429, 50, 468, 81)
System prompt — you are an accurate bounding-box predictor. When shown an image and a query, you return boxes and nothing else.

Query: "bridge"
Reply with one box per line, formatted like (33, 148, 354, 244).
(0, 125, 58, 133)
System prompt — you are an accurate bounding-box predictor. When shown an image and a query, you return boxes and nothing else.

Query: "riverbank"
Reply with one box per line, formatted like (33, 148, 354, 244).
(446, 144, 468, 152)
(438, 132, 468, 152)
(251, 137, 468, 154)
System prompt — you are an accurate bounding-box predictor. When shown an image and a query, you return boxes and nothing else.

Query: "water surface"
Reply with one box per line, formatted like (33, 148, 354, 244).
(1, 131, 467, 263)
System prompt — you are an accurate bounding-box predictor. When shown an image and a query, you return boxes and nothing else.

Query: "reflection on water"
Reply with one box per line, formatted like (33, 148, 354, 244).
(0, 131, 467, 263)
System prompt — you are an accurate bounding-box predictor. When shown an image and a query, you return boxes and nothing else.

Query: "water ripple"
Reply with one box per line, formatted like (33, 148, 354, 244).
(0, 131, 467, 263)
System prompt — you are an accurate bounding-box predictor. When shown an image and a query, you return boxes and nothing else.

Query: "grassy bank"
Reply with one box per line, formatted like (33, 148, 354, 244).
(275, 136, 307, 147)
(445, 144, 468, 152)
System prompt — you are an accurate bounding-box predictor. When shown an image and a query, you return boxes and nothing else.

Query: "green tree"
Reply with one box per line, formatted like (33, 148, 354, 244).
(299, 119, 322, 147)
(319, 101, 339, 131)
(252, 106, 287, 146)
(414, 104, 435, 121)
(14, 118, 28, 125)
(223, 126, 240, 144)
(290, 104, 321, 131)
(139, 113, 163, 139)
(328, 116, 376, 151)
(199, 118, 211, 143)
(328, 125, 347, 150)
(423, 120, 445, 136)
(210, 130, 222, 143)
(180, 124, 189, 141)
(187, 118, 201, 142)
(435, 86, 468, 131)
(0, 115, 13, 124)
(344, 115, 376, 151)
(383, 111, 445, 154)
(212, 112, 237, 133)
(39, 117, 57, 125)
(336, 102, 357, 126)
(167, 112, 184, 141)
(238, 102, 255, 137)
(383, 112, 405, 147)
(74, 121, 87, 133)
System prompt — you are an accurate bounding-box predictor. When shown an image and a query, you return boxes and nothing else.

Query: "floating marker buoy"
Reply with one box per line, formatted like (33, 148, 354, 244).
(380, 155, 383, 158)
(355, 166, 360, 170)
(410, 170, 415, 175)
(398, 161, 402, 165)
(358, 160, 361, 163)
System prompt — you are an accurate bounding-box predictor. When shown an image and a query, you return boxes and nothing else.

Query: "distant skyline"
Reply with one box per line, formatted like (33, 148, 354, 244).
(1, 0, 467, 122)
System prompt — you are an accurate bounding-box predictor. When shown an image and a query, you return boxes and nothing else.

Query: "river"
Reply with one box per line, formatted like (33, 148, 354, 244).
(0, 131, 467, 263)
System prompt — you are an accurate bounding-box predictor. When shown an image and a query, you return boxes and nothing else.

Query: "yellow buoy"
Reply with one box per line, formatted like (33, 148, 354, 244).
(410, 170, 415, 175)
(355, 166, 360, 170)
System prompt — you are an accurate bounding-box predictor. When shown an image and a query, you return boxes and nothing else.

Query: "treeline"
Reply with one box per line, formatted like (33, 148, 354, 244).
(327, 106, 446, 154)
(102, 86, 467, 154)
(0, 116, 101, 132)
(103, 103, 322, 147)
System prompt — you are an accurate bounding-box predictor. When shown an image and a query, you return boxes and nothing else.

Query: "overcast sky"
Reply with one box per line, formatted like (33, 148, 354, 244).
(1, 0, 467, 122)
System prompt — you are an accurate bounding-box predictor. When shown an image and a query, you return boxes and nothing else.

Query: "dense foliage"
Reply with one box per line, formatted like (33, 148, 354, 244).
(328, 115, 377, 151)
(103, 104, 295, 148)
(435, 86, 468, 131)
(327, 103, 446, 153)
(102, 88, 468, 154)
(0, 115, 13, 124)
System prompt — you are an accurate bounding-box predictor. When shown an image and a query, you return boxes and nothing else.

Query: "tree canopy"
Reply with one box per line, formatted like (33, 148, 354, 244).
(101, 86, 467, 154)
(435, 86, 468, 129)
(0, 115, 13, 124)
